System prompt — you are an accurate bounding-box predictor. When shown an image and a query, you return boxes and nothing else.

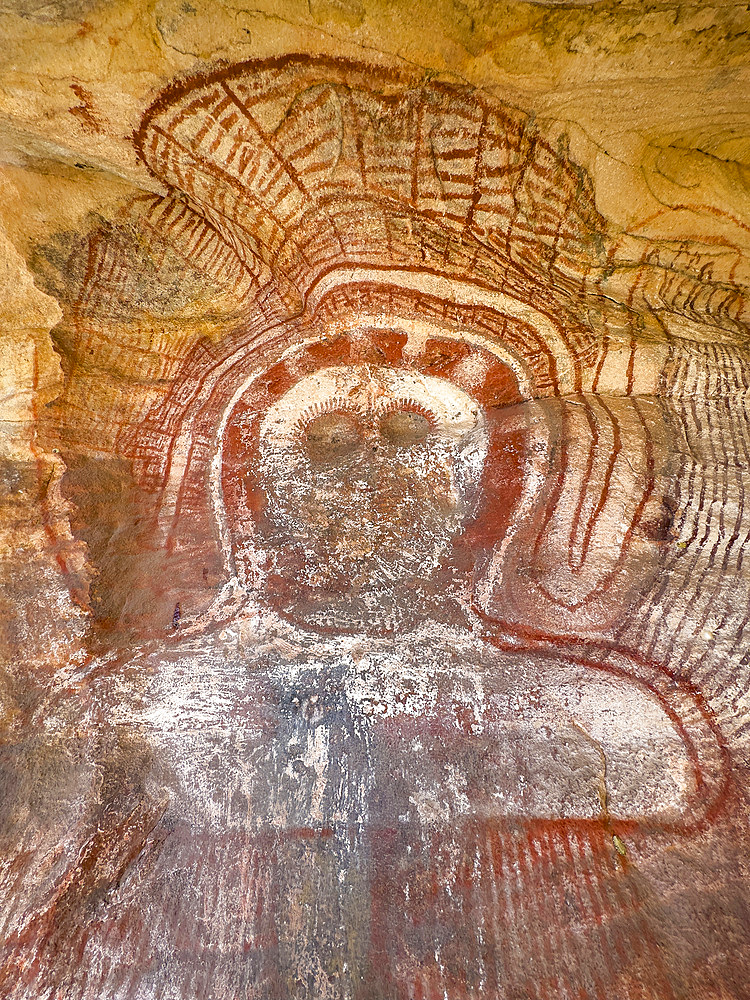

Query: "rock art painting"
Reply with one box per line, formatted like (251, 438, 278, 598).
(2, 43, 750, 1000)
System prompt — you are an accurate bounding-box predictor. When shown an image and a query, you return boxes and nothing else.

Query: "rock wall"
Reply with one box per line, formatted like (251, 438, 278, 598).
(0, 4, 749, 999)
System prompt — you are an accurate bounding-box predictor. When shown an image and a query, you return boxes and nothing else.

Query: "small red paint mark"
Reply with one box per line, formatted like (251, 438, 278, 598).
(69, 83, 102, 134)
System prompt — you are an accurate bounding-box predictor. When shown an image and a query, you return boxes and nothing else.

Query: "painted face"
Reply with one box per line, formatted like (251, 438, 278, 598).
(253, 365, 487, 630)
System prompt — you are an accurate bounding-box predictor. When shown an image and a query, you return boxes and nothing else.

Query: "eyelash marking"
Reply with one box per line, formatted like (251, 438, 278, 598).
(293, 396, 365, 437)
(377, 397, 439, 429)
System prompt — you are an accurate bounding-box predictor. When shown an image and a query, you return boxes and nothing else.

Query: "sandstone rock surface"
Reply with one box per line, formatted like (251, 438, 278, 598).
(0, 4, 749, 999)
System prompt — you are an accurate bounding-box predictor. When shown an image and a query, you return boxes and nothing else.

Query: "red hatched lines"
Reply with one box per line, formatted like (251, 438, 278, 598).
(370, 820, 682, 1000)
(522, 396, 656, 613)
(134, 59, 607, 365)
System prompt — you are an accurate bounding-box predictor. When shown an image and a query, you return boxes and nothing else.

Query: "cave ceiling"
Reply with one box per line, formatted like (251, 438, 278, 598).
(1, 3, 750, 999)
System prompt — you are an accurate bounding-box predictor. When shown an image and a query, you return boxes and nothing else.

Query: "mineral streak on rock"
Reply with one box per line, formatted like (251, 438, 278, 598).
(0, 22, 749, 1000)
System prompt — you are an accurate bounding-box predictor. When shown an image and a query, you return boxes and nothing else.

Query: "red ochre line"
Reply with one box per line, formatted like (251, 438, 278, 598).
(571, 395, 625, 572)
(129, 278, 562, 497)
(531, 400, 655, 611)
(539, 830, 612, 1000)
(473, 609, 731, 832)
(134, 67, 598, 353)
(531, 399, 568, 563)
(567, 396, 601, 569)
(142, 94, 592, 272)
(302, 262, 574, 368)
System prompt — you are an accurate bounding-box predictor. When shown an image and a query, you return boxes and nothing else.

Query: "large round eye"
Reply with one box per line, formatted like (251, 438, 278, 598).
(379, 409, 432, 448)
(304, 412, 362, 461)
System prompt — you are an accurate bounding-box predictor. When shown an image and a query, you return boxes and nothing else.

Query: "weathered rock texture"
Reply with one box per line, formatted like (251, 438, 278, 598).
(0, 4, 749, 999)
